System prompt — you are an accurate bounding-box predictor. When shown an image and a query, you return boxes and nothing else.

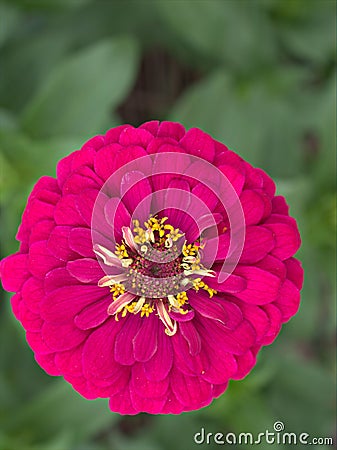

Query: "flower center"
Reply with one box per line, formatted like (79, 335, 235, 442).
(94, 216, 216, 336)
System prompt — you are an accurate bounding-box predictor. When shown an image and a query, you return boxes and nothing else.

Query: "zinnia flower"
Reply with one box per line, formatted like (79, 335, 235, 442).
(0, 121, 303, 414)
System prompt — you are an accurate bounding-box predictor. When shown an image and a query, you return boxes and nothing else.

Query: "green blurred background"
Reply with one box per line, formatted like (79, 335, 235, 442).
(0, 0, 336, 449)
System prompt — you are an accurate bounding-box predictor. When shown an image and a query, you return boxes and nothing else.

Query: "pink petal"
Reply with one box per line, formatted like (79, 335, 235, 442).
(54, 195, 87, 226)
(188, 290, 228, 325)
(133, 313, 159, 362)
(109, 387, 138, 415)
(66, 258, 104, 283)
(29, 220, 55, 245)
(207, 270, 246, 293)
(40, 285, 107, 323)
(74, 297, 110, 330)
(11, 293, 22, 320)
(47, 226, 79, 261)
(42, 321, 89, 351)
(139, 120, 159, 135)
(234, 265, 281, 304)
(55, 343, 85, 377)
(192, 183, 219, 211)
(170, 368, 212, 408)
(131, 363, 169, 399)
(172, 330, 208, 376)
(198, 342, 237, 384)
(68, 227, 94, 258)
(119, 127, 153, 148)
(19, 301, 43, 331)
(120, 171, 152, 219)
(1, 253, 29, 292)
(180, 128, 215, 162)
(104, 198, 131, 240)
(219, 164, 245, 196)
(263, 221, 301, 260)
(232, 350, 256, 380)
(29, 241, 63, 279)
(285, 257, 304, 289)
(82, 318, 124, 378)
(161, 389, 185, 414)
(130, 389, 167, 414)
(254, 255, 286, 280)
(105, 125, 133, 144)
(75, 189, 99, 226)
(260, 303, 282, 345)
(240, 226, 275, 264)
(179, 321, 201, 356)
(240, 189, 266, 225)
(24, 199, 55, 228)
(44, 267, 78, 293)
(26, 331, 53, 354)
(274, 279, 300, 321)
(94, 143, 122, 180)
(81, 135, 105, 152)
(158, 121, 185, 140)
(143, 326, 173, 381)
(272, 196, 289, 215)
(232, 300, 269, 343)
(35, 353, 60, 376)
(114, 314, 142, 365)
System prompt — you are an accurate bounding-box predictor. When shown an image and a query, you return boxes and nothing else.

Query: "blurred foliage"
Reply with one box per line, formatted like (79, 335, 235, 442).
(0, 0, 336, 449)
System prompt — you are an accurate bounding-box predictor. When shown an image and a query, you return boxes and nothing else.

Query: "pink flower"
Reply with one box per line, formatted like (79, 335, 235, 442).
(0, 121, 303, 414)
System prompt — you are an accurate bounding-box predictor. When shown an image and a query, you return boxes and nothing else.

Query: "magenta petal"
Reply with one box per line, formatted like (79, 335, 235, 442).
(104, 198, 131, 240)
(35, 353, 60, 376)
(40, 285, 107, 323)
(109, 387, 138, 415)
(188, 290, 227, 325)
(285, 257, 303, 289)
(261, 303, 282, 345)
(133, 313, 158, 362)
(207, 270, 246, 293)
(158, 121, 185, 140)
(114, 314, 142, 365)
(170, 368, 212, 408)
(93, 143, 122, 180)
(0, 253, 29, 292)
(41, 321, 89, 352)
(29, 220, 55, 245)
(130, 389, 166, 414)
(47, 226, 79, 261)
(54, 195, 87, 226)
(120, 171, 152, 219)
(75, 189, 99, 226)
(233, 300, 269, 343)
(119, 127, 153, 148)
(131, 363, 169, 398)
(82, 318, 123, 378)
(139, 120, 159, 135)
(105, 125, 133, 144)
(179, 321, 201, 356)
(44, 267, 78, 293)
(232, 350, 256, 380)
(263, 221, 301, 260)
(254, 255, 286, 280)
(19, 302, 43, 331)
(198, 340, 237, 384)
(11, 293, 22, 320)
(240, 189, 266, 225)
(240, 226, 275, 264)
(66, 258, 104, 283)
(26, 331, 53, 354)
(74, 297, 110, 330)
(55, 343, 84, 377)
(29, 241, 63, 279)
(234, 265, 281, 304)
(68, 227, 94, 258)
(180, 128, 215, 162)
(219, 164, 245, 196)
(161, 389, 185, 414)
(274, 279, 300, 321)
(172, 330, 208, 376)
(272, 196, 289, 215)
(143, 327, 173, 381)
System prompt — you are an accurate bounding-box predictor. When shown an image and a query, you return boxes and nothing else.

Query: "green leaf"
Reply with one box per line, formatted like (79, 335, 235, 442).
(21, 37, 139, 139)
(0, 3, 21, 47)
(2, 380, 118, 447)
(155, 0, 277, 70)
(170, 70, 308, 178)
